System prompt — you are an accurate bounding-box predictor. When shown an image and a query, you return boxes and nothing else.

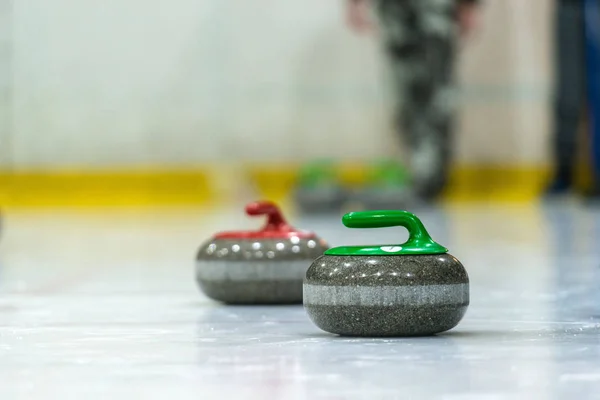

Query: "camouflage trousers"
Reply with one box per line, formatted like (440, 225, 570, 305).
(375, 0, 459, 198)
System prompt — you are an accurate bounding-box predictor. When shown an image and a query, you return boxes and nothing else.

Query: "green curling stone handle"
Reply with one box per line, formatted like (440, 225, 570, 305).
(324, 210, 448, 256)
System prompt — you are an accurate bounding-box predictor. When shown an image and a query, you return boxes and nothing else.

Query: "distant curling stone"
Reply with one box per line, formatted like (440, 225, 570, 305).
(294, 161, 346, 213)
(303, 210, 469, 336)
(353, 160, 412, 210)
(294, 186, 346, 213)
(196, 200, 329, 304)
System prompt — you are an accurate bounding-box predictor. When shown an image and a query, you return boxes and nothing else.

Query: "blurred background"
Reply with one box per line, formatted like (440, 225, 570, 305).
(0, 0, 594, 208)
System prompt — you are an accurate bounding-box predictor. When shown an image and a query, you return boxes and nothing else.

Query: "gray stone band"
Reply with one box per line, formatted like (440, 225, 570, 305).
(303, 283, 469, 307)
(196, 260, 310, 282)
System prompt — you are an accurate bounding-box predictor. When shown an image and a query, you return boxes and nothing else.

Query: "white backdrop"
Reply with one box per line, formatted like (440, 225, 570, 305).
(0, 0, 552, 169)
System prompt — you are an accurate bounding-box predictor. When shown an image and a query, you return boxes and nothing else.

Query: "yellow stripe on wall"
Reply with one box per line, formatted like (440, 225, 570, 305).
(0, 170, 214, 208)
(0, 164, 570, 208)
(443, 165, 551, 203)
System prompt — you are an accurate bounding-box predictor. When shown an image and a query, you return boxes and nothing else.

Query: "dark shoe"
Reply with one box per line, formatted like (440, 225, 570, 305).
(582, 184, 600, 203)
(543, 179, 572, 197)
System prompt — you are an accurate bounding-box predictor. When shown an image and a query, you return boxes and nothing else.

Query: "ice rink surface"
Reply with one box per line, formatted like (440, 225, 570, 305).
(1, 201, 600, 400)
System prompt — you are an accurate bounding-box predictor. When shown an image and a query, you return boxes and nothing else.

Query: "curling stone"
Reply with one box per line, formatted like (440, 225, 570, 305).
(353, 159, 412, 210)
(303, 210, 469, 336)
(294, 161, 346, 213)
(196, 200, 329, 304)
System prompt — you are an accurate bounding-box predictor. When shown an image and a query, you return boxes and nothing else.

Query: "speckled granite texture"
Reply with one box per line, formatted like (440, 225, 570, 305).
(303, 254, 469, 336)
(200, 280, 306, 305)
(197, 237, 328, 304)
(305, 305, 467, 336)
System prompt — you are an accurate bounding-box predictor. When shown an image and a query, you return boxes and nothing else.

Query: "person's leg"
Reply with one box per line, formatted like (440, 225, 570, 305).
(409, 0, 457, 199)
(583, 0, 600, 198)
(376, 0, 458, 200)
(547, 0, 586, 194)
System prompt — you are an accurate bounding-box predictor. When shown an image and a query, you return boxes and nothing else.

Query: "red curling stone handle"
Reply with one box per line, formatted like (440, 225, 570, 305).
(245, 201, 290, 233)
(213, 201, 315, 239)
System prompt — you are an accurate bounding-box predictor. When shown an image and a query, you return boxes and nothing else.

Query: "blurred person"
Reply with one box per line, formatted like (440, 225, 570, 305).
(545, 0, 584, 195)
(346, 0, 480, 200)
(545, 0, 599, 197)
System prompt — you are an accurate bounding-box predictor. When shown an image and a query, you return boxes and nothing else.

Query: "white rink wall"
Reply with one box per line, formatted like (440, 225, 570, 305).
(0, 0, 551, 169)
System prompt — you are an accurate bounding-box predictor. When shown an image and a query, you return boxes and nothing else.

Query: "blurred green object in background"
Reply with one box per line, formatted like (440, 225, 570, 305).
(351, 159, 412, 210)
(297, 160, 339, 188)
(366, 159, 410, 188)
(294, 160, 346, 213)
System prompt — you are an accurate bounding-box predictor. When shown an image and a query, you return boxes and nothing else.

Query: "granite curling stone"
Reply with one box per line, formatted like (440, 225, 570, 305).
(303, 210, 469, 336)
(353, 160, 412, 210)
(196, 200, 329, 304)
(293, 161, 346, 213)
